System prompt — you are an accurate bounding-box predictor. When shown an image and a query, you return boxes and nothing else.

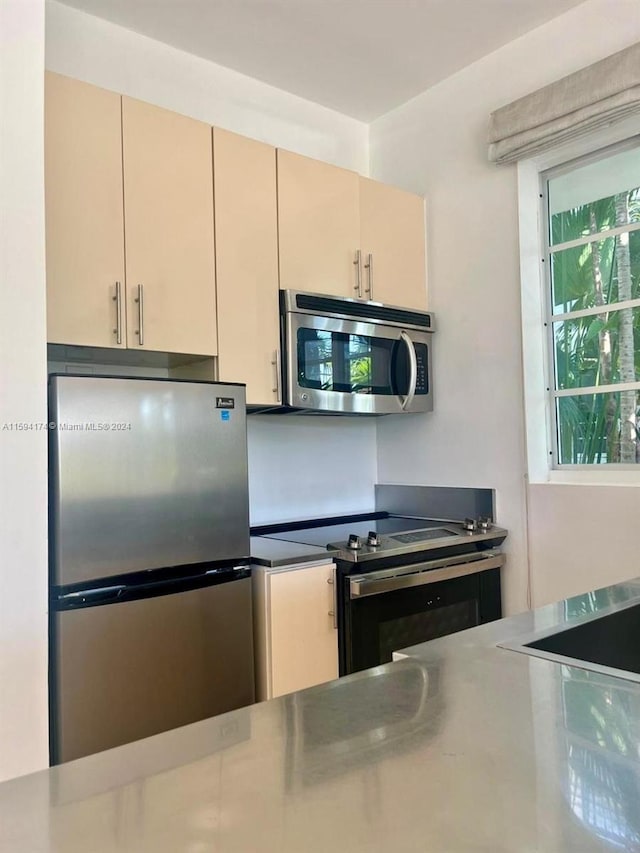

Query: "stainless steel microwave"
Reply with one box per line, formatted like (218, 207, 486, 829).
(280, 290, 434, 415)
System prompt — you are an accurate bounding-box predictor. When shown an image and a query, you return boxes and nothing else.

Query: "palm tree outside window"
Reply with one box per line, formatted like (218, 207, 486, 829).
(544, 142, 640, 465)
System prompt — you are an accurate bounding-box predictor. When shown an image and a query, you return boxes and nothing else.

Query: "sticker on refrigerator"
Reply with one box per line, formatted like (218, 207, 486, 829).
(216, 397, 235, 409)
(220, 410, 231, 421)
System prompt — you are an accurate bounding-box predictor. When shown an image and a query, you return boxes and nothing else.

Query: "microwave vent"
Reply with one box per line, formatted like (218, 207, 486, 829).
(292, 294, 432, 330)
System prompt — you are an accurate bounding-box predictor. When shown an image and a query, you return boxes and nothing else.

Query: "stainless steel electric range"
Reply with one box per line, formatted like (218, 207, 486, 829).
(256, 513, 508, 675)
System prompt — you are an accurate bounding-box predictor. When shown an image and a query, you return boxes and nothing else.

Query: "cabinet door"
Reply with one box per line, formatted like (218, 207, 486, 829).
(45, 73, 125, 348)
(213, 129, 280, 404)
(269, 563, 338, 698)
(122, 98, 217, 355)
(359, 177, 428, 310)
(277, 149, 360, 298)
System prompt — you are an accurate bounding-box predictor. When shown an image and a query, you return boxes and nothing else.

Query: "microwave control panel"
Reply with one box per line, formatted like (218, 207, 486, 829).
(415, 348, 428, 394)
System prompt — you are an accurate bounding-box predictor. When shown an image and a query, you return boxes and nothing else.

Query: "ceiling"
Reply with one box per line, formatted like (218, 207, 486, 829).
(57, 0, 586, 121)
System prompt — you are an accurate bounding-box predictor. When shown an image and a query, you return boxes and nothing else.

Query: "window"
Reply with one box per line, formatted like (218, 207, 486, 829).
(543, 141, 640, 466)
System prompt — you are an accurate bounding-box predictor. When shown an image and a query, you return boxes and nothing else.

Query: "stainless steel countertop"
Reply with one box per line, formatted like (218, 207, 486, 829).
(4, 578, 640, 851)
(250, 535, 337, 567)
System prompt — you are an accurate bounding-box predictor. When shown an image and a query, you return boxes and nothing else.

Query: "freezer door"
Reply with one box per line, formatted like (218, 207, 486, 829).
(51, 576, 255, 764)
(50, 376, 250, 585)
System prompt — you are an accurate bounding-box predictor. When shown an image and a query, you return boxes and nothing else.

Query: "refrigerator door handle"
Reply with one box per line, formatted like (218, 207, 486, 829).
(54, 565, 252, 610)
(56, 584, 127, 605)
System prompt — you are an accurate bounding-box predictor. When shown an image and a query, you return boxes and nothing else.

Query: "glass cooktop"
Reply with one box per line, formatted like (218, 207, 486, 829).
(264, 516, 451, 548)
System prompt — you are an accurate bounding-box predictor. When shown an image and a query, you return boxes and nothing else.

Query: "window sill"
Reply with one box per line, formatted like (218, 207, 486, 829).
(532, 469, 640, 487)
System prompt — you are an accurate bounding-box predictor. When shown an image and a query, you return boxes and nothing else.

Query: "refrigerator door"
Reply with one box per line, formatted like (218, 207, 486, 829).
(51, 575, 255, 764)
(49, 376, 250, 586)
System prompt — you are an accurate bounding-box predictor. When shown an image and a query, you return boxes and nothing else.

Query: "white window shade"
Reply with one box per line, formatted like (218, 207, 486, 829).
(488, 42, 640, 165)
(548, 146, 640, 215)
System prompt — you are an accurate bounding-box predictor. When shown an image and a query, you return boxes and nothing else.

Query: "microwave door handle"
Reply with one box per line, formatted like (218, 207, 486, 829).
(397, 331, 418, 411)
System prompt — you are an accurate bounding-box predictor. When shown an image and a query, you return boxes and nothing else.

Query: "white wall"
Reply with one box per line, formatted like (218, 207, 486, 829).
(45, 0, 368, 173)
(0, 0, 49, 781)
(248, 417, 377, 525)
(45, 1, 376, 525)
(528, 484, 640, 606)
(371, 0, 640, 613)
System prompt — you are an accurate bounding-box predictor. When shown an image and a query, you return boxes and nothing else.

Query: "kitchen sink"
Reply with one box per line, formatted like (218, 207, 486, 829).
(499, 601, 640, 684)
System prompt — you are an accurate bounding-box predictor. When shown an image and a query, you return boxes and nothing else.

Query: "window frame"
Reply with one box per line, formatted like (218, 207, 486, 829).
(518, 113, 640, 484)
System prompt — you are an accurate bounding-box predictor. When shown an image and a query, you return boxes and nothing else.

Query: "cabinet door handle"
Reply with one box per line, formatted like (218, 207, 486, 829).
(364, 253, 373, 299)
(112, 281, 122, 344)
(271, 349, 281, 401)
(328, 569, 337, 629)
(353, 249, 362, 298)
(135, 284, 144, 346)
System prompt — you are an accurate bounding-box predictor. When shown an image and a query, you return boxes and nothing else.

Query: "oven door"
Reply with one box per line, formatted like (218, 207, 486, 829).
(284, 311, 432, 414)
(341, 551, 504, 675)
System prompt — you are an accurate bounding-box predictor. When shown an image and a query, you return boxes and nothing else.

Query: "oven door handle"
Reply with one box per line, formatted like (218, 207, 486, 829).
(349, 551, 505, 599)
(397, 331, 418, 411)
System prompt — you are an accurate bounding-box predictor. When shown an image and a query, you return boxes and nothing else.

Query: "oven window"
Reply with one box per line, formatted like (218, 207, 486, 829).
(345, 572, 488, 675)
(297, 329, 428, 395)
(378, 601, 478, 664)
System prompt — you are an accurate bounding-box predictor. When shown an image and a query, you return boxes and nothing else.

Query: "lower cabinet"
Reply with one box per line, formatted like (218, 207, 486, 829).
(252, 560, 338, 701)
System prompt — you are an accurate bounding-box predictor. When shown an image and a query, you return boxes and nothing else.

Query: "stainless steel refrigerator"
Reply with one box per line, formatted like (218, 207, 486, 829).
(49, 375, 255, 765)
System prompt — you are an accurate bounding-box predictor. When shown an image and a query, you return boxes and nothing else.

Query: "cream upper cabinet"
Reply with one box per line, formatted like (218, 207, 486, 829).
(45, 72, 126, 348)
(46, 72, 427, 365)
(359, 177, 427, 311)
(277, 148, 427, 309)
(277, 149, 361, 299)
(213, 128, 280, 404)
(122, 97, 217, 355)
(253, 561, 338, 701)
